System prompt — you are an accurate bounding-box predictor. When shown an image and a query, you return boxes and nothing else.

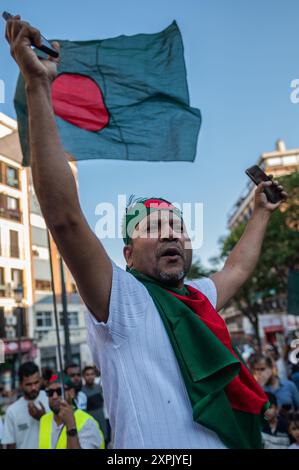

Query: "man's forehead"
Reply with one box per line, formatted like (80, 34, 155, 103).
(48, 382, 62, 388)
(23, 372, 39, 382)
(140, 210, 183, 224)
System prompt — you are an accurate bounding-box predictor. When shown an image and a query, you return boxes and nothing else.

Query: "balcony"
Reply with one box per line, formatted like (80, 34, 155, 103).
(34, 327, 86, 346)
(0, 207, 22, 223)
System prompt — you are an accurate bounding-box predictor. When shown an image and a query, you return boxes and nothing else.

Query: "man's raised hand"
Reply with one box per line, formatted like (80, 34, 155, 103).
(5, 14, 59, 84)
(254, 175, 288, 214)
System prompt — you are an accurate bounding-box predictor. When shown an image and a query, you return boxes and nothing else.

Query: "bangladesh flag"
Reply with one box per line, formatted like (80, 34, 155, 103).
(14, 21, 201, 166)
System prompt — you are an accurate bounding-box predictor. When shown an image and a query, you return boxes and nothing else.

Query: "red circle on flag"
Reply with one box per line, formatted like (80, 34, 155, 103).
(52, 73, 109, 132)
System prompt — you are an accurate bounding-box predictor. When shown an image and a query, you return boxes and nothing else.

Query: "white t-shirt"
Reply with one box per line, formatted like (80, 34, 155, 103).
(51, 416, 103, 449)
(74, 390, 87, 410)
(86, 261, 227, 449)
(289, 443, 299, 449)
(2, 390, 50, 449)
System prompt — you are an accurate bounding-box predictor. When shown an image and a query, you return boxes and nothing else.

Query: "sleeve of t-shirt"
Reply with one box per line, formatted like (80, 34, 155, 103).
(78, 418, 104, 449)
(1, 408, 16, 445)
(86, 260, 150, 342)
(187, 277, 217, 309)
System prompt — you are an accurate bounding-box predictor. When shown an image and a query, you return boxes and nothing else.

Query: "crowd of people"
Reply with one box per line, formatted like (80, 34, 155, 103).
(1, 337, 299, 450)
(243, 340, 299, 449)
(0, 362, 111, 449)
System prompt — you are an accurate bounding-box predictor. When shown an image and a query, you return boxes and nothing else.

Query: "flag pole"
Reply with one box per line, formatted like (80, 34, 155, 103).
(46, 230, 65, 400)
(59, 255, 72, 365)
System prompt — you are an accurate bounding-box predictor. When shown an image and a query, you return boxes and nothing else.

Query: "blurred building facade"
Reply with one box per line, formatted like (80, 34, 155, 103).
(223, 140, 299, 343)
(0, 113, 34, 389)
(0, 113, 91, 390)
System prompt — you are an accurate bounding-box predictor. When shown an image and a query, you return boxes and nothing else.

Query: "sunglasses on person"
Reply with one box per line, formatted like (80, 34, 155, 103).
(46, 386, 71, 397)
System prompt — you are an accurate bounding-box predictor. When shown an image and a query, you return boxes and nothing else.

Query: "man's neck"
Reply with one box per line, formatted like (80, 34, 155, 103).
(53, 414, 63, 426)
(269, 417, 278, 428)
(269, 377, 280, 389)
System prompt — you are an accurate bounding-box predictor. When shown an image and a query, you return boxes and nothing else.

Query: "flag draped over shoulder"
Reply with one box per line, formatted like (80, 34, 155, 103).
(128, 268, 270, 449)
(14, 21, 201, 166)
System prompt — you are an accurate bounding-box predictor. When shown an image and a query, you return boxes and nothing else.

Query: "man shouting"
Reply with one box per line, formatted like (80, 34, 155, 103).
(5, 15, 288, 449)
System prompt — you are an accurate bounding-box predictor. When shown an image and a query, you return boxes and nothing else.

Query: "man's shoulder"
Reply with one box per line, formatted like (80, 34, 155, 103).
(281, 379, 295, 388)
(186, 277, 217, 308)
(5, 396, 25, 415)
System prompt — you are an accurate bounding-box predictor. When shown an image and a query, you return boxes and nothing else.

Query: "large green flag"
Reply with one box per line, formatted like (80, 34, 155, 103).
(14, 21, 201, 166)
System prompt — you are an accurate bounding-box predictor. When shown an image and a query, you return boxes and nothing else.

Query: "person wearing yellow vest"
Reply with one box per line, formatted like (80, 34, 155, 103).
(39, 373, 105, 449)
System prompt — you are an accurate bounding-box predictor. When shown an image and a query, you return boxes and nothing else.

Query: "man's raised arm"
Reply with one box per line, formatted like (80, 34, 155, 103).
(210, 179, 288, 312)
(5, 15, 112, 323)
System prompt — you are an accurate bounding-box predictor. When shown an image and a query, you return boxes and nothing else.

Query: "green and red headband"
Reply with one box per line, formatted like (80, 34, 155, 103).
(123, 197, 183, 245)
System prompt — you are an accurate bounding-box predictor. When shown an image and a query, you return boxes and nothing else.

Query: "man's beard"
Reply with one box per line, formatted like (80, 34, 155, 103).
(74, 381, 82, 393)
(50, 403, 61, 415)
(157, 269, 186, 287)
(24, 390, 39, 400)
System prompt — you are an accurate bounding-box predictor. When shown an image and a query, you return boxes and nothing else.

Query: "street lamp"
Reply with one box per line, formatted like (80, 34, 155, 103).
(13, 284, 24, 368)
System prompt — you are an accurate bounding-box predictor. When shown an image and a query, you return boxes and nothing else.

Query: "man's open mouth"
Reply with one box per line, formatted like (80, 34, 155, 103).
(160, 247, 182, 258)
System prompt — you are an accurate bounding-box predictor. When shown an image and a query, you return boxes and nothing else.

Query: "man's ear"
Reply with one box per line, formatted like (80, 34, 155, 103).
(123, 244, 133, 268)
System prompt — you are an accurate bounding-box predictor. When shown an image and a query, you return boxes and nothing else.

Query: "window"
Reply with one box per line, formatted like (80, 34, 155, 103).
(6, 166, 19, 189)
(7, 197, 18, 211)
(71, 283, 77, 293)
(0, 267, 5, 297)
(36, 311, 53, 329)
(59, 311, 79, 328)
(11, 269, 23, 291)
(10, 230, 19, 258)
(35, 280, 51, 291)
(0, 195, 21, 222)
(0, 307, 5, 338)
(0, 162, 4, 184)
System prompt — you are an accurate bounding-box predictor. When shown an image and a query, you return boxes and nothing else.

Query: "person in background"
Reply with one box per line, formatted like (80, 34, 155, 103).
(2, 362, 49, 449)
(65, 363, 87, 410)
(249, 354, 299, 412)
(41, 367, 53, 391)
(290, 364, 299, 392)
(288, 414, 299, 449)
(264, 344, 288, 381)
(39, 373, 104, 449)
(261, 392, 289, 449)
(82, 366, 108, 444)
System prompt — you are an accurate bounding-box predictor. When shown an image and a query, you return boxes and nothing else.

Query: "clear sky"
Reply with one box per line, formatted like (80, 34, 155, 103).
(1, 0, 299, 269)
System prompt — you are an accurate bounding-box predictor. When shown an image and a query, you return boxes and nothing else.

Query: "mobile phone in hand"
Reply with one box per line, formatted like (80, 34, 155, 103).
(2, 11, 59, 58)
(245, 165, 283, 204)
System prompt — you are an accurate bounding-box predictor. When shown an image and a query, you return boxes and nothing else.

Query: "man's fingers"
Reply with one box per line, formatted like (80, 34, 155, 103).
(47, 42, 60, 63)
(281, 191, 288, 200)
(39, 401, 46, 411)
(255, 181, 270, 193)
(6, 17, 42, 52)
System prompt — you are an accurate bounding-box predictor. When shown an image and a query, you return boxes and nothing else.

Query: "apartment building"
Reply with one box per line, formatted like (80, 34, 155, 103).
(0, 113, 34, 389)
(0, 113, 91, 390)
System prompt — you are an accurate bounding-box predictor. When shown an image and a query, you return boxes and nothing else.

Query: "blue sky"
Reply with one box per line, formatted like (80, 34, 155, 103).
(1, 0, 299, 269)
